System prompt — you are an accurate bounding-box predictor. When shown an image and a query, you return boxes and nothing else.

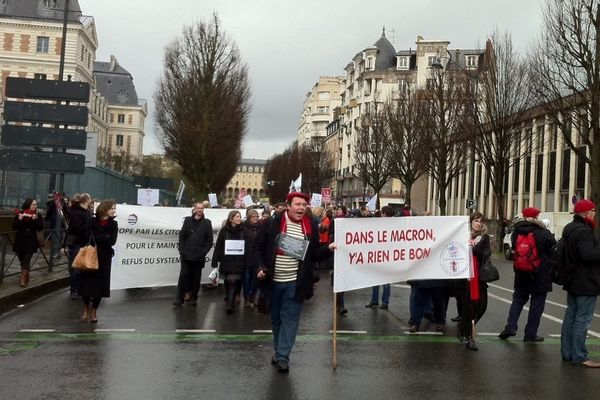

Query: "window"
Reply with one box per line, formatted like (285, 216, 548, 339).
(426, 78, 435, 90)
(317, 91, 329, 100)
(317, 106, 329, 114)
(466, 55, 478, 69)
(81, 45, 84, 62)
(43, 0, 58, 8)
(34, 73, 47, 80)
(366, 57, 373, 69)
(117, 114, 125, 123)
(398, 57, 408, 69)
(36, 36, 49, 53)
(116, 135, 124, 146)
(398, 79, 408, 93)
(536, 126, 545, 153)
(427, 56, 438, 67)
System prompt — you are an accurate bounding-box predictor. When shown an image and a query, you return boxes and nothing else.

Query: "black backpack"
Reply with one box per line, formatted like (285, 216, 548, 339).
(549, 226, 584, 285)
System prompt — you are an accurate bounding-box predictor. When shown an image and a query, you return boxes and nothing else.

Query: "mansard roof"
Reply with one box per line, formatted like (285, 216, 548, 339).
(93, 57, 140, 107)
(0, 0, 82, 23)
(372, 32, 397, 70)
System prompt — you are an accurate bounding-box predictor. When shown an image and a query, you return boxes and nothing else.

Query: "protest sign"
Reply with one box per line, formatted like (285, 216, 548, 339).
(333, 216, 471, 292)
(311, 193, 322, 207)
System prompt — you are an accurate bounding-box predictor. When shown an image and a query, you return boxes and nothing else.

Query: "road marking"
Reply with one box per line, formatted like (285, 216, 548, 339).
(403, 331, 443, 335)
(477, 332, 501, 336)
(175, 329, 216, 333)
(19, 329, 55, 333)
(201, 302, 216, 331)
(94, 329, 136, 333)
(488, 283, 600, 318)
(488, 292, 600, 338)
(392, 284, 411, 289)
(329, 330, 367, 334)
(252, 330, 272, 333)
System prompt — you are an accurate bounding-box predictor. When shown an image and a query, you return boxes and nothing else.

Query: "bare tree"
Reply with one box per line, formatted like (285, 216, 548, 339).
(384, 89, 428, 205)
(154, 14, 251, 200)
(468, 32, 535, 244)
(421, 66, 470, 215)
(96, 147, 141, 176)
(353, 103, 392, 209)
(531, 0, 600, 225)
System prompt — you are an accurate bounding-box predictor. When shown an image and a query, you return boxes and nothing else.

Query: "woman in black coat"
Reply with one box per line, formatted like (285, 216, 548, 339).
(79, 200, 118, 323)
(66, 193, 93, 298)
(212, 210, 246, 314)
(12, 198, 44, 287)
(242, 209, 261, 308)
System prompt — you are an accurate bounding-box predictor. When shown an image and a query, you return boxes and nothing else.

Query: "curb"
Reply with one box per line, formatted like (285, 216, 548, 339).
(0, 277, 69, 315)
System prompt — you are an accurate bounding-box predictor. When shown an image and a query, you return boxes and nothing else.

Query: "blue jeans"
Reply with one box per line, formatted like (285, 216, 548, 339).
(561, 293, 597, 364)
(370, 284, 390, 305)
(504, 290, 547, 337)
(242, 268, 255, 300)
(271, 281, 303, 362)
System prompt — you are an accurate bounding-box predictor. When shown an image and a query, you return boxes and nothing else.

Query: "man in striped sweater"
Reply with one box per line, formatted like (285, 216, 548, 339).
(255, 192, 335, 373)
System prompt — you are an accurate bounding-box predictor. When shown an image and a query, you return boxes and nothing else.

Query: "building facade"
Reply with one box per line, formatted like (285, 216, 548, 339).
(297, 76, 344, 148)
(222, 158, 268, 206)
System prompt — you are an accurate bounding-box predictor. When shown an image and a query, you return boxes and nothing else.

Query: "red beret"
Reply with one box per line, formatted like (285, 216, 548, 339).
(522, 207, 540, 219)
(574, 199, 596, 214)
(286, 192, 310, 203)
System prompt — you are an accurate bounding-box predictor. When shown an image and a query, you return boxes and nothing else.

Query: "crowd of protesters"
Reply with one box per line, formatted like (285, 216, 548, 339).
(10, 191, 600, 371)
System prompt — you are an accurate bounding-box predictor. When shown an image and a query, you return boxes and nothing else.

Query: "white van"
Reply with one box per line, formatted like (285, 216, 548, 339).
(502, 212, 572, 260)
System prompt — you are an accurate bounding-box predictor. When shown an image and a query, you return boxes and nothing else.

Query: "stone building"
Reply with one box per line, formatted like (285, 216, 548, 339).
(222, 158, 268, 205)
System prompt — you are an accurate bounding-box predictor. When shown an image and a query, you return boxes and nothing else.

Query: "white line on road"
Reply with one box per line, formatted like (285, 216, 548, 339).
(175, 329, 216, 333)
(201, 302, 216, 331)
(477, 332, 501, 336)
(488, 283, 600, 318)
(392, 284, 411, 289)
(403, 331, 443, 335)
(329, 330, 368, 334)
(487, 292, 600, 338)
(19, 329, 56, 333)
(94, 329, 136, 333)
(252, 330, 272, 333)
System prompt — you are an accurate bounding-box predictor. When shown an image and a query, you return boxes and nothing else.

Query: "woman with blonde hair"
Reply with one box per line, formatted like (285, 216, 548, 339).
(212, 210, 247, 314)
(66, 193, 92, 299)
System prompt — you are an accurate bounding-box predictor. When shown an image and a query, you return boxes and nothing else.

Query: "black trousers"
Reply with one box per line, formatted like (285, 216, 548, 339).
(175, 259, 205, 301)
(458, 284, 488, 339)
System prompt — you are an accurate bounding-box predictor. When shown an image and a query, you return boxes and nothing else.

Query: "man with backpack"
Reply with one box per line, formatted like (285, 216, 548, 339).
(499, 207, 555, 342)
(560, 199, 600, 368)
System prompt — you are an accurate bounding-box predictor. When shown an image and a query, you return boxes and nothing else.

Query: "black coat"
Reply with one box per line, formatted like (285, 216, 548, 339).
(562, 215, 600, 296)
(178, 216, 213, 262)
(243, 220, 261, 272)
(12, 212, 44, 254)
(67, 205, 92, 247)
(253, 212, 332, 302)
(510, 219, 556, 293)
(79, 217, 118, 298)
(212, 223, 246, 275)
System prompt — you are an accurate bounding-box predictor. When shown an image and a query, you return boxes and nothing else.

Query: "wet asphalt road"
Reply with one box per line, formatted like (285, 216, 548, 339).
(1, 257, 600, 400)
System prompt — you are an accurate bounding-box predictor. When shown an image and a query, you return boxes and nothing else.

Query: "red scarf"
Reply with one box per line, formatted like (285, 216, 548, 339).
(276, 212, 312, 255)
(99, 219, 109, 226)
(470, 255, 480, 301)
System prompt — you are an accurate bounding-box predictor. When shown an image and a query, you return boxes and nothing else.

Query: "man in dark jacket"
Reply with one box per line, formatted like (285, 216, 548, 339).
(560, 199, 600, 368)
(255, 192, 334, 373)
(173, 203, 213, 306)
(499, 207, 555, 342)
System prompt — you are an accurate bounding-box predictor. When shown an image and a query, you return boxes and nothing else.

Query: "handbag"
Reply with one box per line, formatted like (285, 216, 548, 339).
(208, 267, 219, 285)
(72, 235, 98, 271)
(479, 257, 500, 282)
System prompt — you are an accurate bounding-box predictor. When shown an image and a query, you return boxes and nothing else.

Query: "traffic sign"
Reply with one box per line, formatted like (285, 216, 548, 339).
(465, 198, 477, 210)
(5, 77, 90, 102)
(1, 125, 87, 149)
(3, 101, 88, 125)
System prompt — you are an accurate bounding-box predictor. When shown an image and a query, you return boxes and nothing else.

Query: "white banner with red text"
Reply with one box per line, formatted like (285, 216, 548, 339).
(333, 216, 472, 293)
(111, 204, 235, 290)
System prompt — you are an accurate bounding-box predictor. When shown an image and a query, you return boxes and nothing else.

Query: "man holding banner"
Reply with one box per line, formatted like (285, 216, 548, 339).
(255, 192, 335, 373)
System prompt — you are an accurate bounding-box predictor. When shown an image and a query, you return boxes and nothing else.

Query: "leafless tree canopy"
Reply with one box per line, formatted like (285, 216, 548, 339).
(468, 32, 534, 233)
(154, 14, 251, 200)
(384, 90, 428, 205)
(353, 103, 393, 209)
(96, 147, 141, 176)
(264, 143, 333, 203)
(531, 0, 600, 224)
(421, 67, 470, 215)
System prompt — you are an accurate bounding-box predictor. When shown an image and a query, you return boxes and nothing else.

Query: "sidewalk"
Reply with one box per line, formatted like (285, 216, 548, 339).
(0, 252, 70, 315)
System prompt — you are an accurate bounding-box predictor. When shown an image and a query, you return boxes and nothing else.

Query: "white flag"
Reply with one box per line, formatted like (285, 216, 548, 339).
(365, 194, 377, 211)
(293, 173, 302, 192)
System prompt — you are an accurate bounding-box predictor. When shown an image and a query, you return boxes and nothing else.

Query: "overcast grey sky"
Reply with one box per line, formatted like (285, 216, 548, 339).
(79, 0, 543, 161)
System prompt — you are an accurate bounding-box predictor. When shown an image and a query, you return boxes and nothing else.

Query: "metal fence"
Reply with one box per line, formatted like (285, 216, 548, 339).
(0, 166, 175, 209)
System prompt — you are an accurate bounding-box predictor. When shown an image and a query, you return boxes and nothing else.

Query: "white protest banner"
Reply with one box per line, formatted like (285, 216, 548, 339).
(208, 193, 218, 208)
(333, 216, 471, 292)
(137, 188, 160, 206)
(311, 193, 322, 208)
(112, 204, 232, 290)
